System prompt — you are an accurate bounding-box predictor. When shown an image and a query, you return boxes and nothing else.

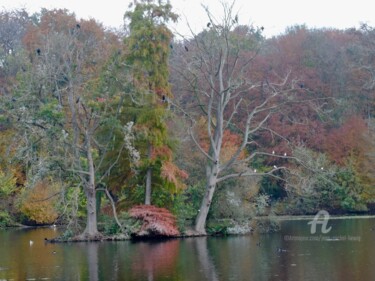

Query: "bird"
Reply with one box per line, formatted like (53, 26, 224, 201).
(272, 150, 275, 155)
(76, 24, 81, 29)
(284, 152, 287, 157)
(162, 95, 166, 102)
(184, 46, 189, 52)
(169, 43, 173, 49)
(207, 22, 211, 28)
(36, 48, 41, 55)
(29, 240, 34, 246)
(254, 169, 257, 173)
(273, 165, 277, 169)
(300, 83, 304, 89)
(321, 167, 324, 170)
(260, 26, 264, 31)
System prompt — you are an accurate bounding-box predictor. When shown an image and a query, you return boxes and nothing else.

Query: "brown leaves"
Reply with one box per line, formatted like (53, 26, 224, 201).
(323, 116, 367, 165)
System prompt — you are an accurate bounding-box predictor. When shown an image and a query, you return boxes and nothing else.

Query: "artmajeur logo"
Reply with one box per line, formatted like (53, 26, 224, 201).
(307, 210, 332, 234)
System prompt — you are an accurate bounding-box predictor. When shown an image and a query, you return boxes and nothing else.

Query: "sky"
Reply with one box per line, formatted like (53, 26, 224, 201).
(0, 0, 374, 38)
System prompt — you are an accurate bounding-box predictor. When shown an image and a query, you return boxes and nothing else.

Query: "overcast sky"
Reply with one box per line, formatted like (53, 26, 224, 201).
(1, 0, 374, 38)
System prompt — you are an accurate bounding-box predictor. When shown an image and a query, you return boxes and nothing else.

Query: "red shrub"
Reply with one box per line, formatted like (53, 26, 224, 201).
(129, 205, 180, 237)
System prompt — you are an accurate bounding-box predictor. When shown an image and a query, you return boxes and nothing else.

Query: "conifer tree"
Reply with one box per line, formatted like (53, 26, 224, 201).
(125, 0, 186, 205)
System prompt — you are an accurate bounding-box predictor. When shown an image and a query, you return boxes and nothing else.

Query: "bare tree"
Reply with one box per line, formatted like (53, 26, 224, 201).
(172, 2, 295, 234)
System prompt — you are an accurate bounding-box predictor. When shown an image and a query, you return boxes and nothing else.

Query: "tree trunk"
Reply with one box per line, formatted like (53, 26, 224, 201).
(83, 185, 99, 238)
(194, 166, 218, 234)
(145, 143, 152, 205)
(82, 138, 101, 239)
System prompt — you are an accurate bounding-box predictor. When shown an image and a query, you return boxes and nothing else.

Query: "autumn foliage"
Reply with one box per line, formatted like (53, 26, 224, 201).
(129, 205, 180, 237)
(19, 181, 58, 224)
(323, 116, 368, 165)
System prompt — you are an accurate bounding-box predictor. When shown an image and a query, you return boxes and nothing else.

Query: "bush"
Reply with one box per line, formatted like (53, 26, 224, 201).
(171, 183, 204, 231)
(100, 212, 141, 236)
(0, 211, 12, 227)
(206, 219, 233, 235)
(18, 181, 58, 224)
(129, 205, 180, 237)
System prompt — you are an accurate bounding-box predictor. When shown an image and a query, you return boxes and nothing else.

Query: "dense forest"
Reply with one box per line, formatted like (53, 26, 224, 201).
(0, 0, 374, 239)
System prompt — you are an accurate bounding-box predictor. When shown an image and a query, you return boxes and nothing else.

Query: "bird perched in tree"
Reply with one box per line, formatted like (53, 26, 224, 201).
(272, 150, 275, 155)
(207, 22, 211, 27)
(76, 24, 81, 29)
(36, 48, 41, 55)
(162, 95, 166, 102)
(184, 46, 189, 52)
(260, 26, 264, 31)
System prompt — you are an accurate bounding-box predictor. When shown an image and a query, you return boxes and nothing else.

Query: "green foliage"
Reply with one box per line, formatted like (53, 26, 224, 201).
(100, 212, 140, 236)
(259, 173, 286, 200)
(0, 170, 17, 197)
(206, 219, 233, 235)
(0, 211, 13, 227)
(171, 183, 205, 231)
(282, 147, 367, 214)
(36, 101, 64, 124)
(125, 0, 177, 95)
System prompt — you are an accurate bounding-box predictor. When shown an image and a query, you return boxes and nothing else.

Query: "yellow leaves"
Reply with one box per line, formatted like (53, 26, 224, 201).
(19, 180, 59, 224)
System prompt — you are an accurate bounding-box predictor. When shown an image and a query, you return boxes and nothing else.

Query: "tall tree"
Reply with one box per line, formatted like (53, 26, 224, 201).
(124, 0, 182, 205)
(5, 9, 127, 239)
(173, 3, 295, 234)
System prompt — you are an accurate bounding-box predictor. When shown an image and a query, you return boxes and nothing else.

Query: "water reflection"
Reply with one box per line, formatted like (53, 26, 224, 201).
(1, 218, 375, 280)
(194, 238, 219, 281)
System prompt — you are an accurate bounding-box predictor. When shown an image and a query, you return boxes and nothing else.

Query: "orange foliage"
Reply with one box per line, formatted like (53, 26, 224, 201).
(151, 145, 173, 160)
(151, 145, 188, 189)
(161, 161, 188, 189)
(324, 116, 367, 165)
(19, 181, 58, 224)
(129, 205, 180, 237)
(197, 117, 246, 163)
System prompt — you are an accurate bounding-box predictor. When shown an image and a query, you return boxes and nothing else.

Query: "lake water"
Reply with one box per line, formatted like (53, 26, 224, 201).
(1, 216, 375, 281)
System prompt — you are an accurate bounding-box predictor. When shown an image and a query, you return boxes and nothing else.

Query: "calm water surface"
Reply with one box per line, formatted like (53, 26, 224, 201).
(1, 217, 374, 281)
